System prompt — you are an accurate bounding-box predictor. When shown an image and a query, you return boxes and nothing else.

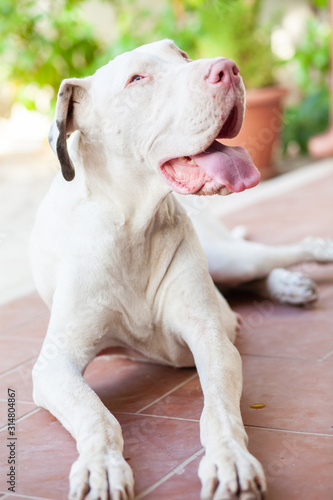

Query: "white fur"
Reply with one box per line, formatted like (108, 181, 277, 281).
(30, 40, 333, 500)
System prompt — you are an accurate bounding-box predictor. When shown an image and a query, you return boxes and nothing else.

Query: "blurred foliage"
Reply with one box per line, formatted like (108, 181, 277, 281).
(189, 0, 275, 88)
(0, 0, 103, 111)
(311, 0, 328, 7)
(1, 0, 330, 157)
(0, 0, 276, 114)
(284, 88, 330, 154)
(104, 0, 275, 88)
(283, 0, 330, 154)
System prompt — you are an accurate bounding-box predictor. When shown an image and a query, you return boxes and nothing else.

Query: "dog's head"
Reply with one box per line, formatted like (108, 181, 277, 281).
(49, 39, 260, 195)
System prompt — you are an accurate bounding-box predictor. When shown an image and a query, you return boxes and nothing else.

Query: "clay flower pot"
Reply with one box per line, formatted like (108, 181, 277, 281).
(223, 87, 287, 179)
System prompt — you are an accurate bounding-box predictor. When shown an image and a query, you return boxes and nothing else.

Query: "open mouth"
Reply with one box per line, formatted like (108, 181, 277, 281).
(160, 104, 260, 195)
(217, 104, 239, 139)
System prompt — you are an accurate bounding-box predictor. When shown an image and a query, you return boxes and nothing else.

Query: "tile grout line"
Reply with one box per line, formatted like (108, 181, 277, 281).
(135, 372, 198, 414)
(0, 407, 41, 433)
(240, 352, 314, 362)
(135, 447, 205, 499)
(318, 348, 333, 362)
(0, 312, 49, 338)
(0, 336, 44, 342)
(242, 350, 333, 363)
(114, 415, 333, 436)
(0, 492, 53, 500)
(114, 411, 200, 423)
(317, 285, 333, 299)
(0, 356, 37, 380)
(245, 424, 333, 438)
(0, 399, 35, 405)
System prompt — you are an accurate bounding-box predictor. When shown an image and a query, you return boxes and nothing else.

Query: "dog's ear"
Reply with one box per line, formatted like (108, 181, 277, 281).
(49, 77, 91, 181)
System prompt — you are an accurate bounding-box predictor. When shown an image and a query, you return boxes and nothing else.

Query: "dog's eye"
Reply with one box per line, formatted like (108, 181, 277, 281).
(125, 74, 146, 88)
(130, 75, 144, 83)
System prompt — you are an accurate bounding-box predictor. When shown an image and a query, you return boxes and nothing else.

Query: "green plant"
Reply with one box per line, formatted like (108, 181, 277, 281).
(0, 0, 278, 114)
(193, 0, 276, 88)
(97, 0, 202, 63)
(0, 0, 103, 112)
(283, 1, 330, 154)
(107, 0, 276, 89)
(283, 88, 330, 154)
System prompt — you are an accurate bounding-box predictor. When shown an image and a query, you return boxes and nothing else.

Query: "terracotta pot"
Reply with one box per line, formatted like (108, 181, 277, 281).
(222, 87, 287, 178)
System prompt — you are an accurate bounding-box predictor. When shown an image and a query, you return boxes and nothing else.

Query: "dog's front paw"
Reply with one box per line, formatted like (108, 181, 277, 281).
(198, 440, 266, 500)
(68, 450, 134, 500)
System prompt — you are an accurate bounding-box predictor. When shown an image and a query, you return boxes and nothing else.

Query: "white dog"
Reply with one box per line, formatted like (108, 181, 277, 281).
(30, 40, 333, 500)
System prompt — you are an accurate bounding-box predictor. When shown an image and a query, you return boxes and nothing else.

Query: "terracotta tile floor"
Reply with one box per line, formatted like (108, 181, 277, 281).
(1, 171, 333, 499)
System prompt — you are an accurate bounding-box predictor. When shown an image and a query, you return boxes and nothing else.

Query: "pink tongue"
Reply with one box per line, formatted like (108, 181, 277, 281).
(190, 141, 260, 192)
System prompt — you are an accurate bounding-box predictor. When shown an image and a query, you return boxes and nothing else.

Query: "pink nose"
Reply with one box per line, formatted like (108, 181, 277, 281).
(205, 59, 240, 87)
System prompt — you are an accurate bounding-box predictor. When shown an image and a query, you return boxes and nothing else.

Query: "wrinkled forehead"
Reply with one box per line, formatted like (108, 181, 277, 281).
(91, 40, 189, 90)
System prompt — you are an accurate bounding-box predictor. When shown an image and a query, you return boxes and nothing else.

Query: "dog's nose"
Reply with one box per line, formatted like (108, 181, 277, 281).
(205, 59, 240, 87)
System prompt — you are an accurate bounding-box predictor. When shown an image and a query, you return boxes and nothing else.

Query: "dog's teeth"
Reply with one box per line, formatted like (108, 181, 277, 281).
(178, 157, 196, 165)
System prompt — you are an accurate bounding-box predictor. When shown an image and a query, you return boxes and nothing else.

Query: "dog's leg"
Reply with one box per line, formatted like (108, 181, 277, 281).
(163, 275, 266, 499)
(32, 309, 134, 500)
(188, 207, 333, 288)
(202, 235, 333, 287)
(186, 324, 266, 500)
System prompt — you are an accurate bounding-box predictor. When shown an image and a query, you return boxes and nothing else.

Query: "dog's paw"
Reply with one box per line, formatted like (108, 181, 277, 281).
(301, 237, 333, 263)
(198, 440, 266, 500)
(68, 451, 134, 500)
(267, 268, 318, 305)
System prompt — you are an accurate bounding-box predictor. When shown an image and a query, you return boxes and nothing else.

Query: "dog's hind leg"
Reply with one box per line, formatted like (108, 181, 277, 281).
(189, 207, 333, 288)
(199, 230, 333, 287)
